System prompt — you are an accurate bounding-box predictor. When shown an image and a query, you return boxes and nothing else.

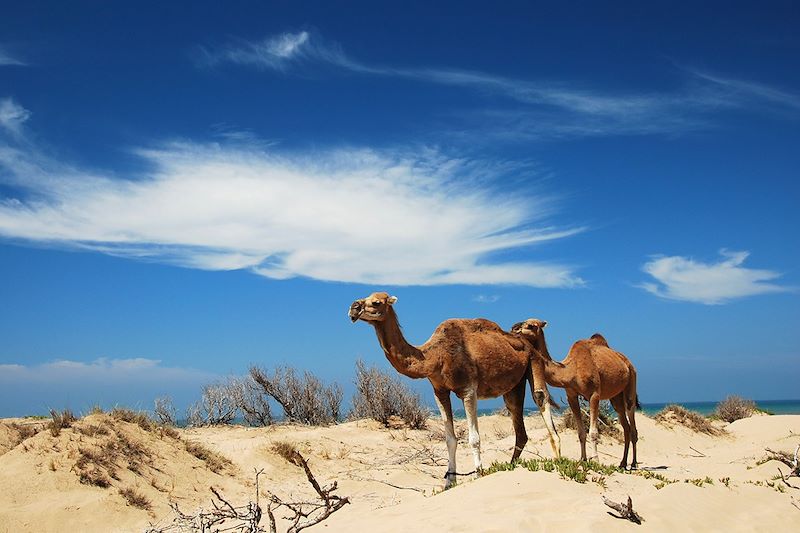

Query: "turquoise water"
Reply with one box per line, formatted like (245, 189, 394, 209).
(458, 399, 800, 419)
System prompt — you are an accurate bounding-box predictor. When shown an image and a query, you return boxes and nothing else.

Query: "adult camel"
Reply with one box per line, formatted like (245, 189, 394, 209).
(349, 292, 560, 488)
(511, 319, 639, 469)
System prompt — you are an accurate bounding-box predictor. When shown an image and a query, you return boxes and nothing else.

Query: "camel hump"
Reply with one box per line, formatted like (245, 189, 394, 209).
(589, 333, 609, 346)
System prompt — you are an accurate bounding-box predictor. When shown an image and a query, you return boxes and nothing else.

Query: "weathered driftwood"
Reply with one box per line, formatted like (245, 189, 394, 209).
(602, 495, 643, 524)
(765, 445, 799, 476)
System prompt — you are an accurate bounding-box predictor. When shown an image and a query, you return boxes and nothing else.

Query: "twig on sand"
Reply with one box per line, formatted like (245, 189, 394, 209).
(602, 495, 644, 524)
(348, 475, 426, 493)
(765, 444, 800, 477)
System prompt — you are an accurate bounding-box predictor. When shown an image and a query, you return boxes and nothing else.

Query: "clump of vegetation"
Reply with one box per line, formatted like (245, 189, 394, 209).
(6, 422, 40, 447)
(629, 469, 677, 489)
(250, 365, 342, 425)
(350, 359, 430, 429)
(119, 486, 152, 510)
(153, 396, 177, 426)
(715, 395, 756, 423)
(48, 408, 76, 437)
(186, 380, 240, 426)
(483, 457, 619, 484)
(111, 407, 155, 432)
(685, 476, 714, 487)
(272, 440, 302, 465)
(560, 398, 622, 441)
(184, 440, 232, 474)
(654, 404, 726, 436)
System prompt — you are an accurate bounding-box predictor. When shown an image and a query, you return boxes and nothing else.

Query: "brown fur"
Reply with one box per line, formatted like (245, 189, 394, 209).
(350, 293, 560, 486)
(512, 319, 639, 469)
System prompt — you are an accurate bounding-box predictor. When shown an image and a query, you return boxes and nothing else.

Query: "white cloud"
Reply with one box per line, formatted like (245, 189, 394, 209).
(202, 31, 800, 139)
(0, 98, 31, 136)
(639, 250, 793, 304)
(0, 357, 210, 384)
(0, 139, 584, 287)
(473, 294, 500, 303)
(0, 46, 25, 66)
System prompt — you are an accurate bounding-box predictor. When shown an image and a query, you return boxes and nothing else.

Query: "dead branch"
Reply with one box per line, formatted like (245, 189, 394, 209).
(602, 495, 644, 524)
(765, 445, 800, 477)
(778, 468, 799, 489)
(146, 456, 349, 533)
(270, 448, 350, 533)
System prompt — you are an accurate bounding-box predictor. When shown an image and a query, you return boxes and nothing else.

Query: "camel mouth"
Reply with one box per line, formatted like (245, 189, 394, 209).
(349, 301, 365, 323)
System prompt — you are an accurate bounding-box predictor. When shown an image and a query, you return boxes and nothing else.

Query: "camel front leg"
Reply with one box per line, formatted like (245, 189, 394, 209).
(462, 389, 482, 476)
(530, 359, 561, 458)
(588, 393, 601, 461)
(434, 389, 457, 489)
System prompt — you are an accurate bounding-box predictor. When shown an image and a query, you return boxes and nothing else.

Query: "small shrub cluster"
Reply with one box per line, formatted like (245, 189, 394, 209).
(560, 399, 622, 441)
(119, 486, 151, 510)
(250, 365, 342, 425)
(483, 457, 618, 484)
(350, 359, 430, 429)
(186, 380, 240, 426)
(654, 404, 725, 436)
(48, 409, 76, 437)
(184, 440, 232, 474)
(715, 395, 756, 423)
(111, 408, 155, 432)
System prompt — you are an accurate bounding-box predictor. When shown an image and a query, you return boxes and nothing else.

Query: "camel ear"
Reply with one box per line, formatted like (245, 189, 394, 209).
(542, 321, 548, 328)
(387, 296, 398, 305)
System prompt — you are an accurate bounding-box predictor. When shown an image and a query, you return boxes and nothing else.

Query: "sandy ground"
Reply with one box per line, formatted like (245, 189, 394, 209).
(1, 412, 799, 532)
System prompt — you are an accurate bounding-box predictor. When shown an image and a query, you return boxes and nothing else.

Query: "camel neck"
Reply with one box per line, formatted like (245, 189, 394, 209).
(373, 308, 428, 379)
(541, 358, 572, 388)
(533, 333, 553, 361)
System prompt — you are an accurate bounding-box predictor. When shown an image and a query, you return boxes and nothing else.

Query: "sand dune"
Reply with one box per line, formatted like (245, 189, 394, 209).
(1, 413, 798, 532)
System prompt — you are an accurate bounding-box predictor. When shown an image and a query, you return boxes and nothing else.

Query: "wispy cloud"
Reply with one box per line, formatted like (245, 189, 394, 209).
(473, 294, 500, 303)
(201, 31, 800, 139)
(0, 126, 584, 287)
(0, 46, 25, 66)
(639, 250, 793, 304)
(0, 97, 31, 137)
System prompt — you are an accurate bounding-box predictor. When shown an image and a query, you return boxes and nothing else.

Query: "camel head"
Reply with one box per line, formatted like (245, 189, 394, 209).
(511, 318, 548, 339)
(349, 292, 398, 323)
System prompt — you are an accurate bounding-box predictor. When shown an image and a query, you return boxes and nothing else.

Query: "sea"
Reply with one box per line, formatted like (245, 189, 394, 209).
(458, 399, 800, 419)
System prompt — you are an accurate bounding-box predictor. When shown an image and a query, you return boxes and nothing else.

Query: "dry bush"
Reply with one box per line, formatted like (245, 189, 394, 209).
(7, 422, 40, 446)
(153, 396, 177, 426)
(48, 408, 76, 437)
(111, 407, 155, 432)
(350, 359, 430, 429)
(560, 399, 622, 440)
(184, 440, 232, 474)
(654, 404, 725, 435)
(186, 379, 240, 426)
(250, 365, 342, 425)
(715, 395, 756, 423)
(75, 423, 111, 437)
(272, 441, 301, 465)
(119, 486, 152, 510)
(228, 376, 273, 426)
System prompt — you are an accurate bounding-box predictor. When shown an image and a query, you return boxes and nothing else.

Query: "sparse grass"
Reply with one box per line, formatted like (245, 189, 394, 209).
(7, 422, 40, 446)
(720, 477, 730, 487)
(48, 409, 76, 437)
(272, 441, 301, 465)
(75, 423, 111, 437)
(654, 404, 726, 436)
(119, 486, 152, 510)
(111, 408, 155, 432)
(715, 396, 756, 423)
(629, 469, 677, 488)
(482, 457, 618, 484)
(685, 476, 714, 487)
(184, 440, 231, 474)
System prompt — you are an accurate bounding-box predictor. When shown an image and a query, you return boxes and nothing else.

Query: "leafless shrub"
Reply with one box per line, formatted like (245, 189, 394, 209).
(187, 379, 240, 426)
(654, 404, 726, 436)
(228, 376, 273, 426)
(6, 422, 40, 446)
(272, 441, 301, 464)
(350, 359, 430, 429)
(75, 423, 111, 437)
(250, 365, 342, 425)
(561, 399, 622, 440)
(48, 408, 76, 437)
(715, 395, 756, 423)
(184, 440, 232, 474)
(153, 396, 177, 427)
(120, 486, 152, 510)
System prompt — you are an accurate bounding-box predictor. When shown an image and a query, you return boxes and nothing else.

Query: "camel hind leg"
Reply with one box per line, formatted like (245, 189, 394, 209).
(503, 378, 528, 461)
(588, 393, 601, 461)
(610, 393, 631, 469)
(463, 388, 482, 476)
(434, 389, 458, 488)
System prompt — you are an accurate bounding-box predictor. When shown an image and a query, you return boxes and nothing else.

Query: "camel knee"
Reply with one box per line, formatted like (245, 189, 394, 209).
(533, 389, 546, 407)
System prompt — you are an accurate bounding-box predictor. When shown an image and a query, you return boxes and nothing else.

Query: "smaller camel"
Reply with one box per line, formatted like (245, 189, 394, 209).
(511, 319, 640, 469)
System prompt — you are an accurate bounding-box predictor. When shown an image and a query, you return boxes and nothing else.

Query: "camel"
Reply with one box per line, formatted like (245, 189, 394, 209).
(511, 319, 639, 469)
(349, 292, 560, 488)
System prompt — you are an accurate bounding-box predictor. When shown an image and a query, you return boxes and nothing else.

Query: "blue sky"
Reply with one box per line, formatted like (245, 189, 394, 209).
(1, 1, 798, 416)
